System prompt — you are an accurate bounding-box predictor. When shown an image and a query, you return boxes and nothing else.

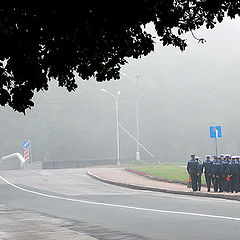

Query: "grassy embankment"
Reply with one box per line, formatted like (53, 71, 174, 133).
(130, 163, 206, 183)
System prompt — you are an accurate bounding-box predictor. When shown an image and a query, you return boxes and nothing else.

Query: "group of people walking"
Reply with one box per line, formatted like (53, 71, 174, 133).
(187, 154, 240, 193)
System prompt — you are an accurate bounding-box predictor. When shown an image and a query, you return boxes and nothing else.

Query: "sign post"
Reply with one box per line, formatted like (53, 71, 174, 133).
(24, 148, 30, 162)
(22, 140, 31, 162)
(210, 126, 222, 156)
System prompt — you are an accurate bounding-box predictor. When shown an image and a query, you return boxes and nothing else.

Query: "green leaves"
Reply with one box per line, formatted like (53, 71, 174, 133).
(0, 1, 240, 113)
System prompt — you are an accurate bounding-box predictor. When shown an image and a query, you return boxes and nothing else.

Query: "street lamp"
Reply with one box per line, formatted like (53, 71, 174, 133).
(101, 89, 121, 166)
(120, 72, 140, 161)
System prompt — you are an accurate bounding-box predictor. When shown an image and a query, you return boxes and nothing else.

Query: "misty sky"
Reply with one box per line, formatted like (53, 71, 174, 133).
(1, 17, 240, 163)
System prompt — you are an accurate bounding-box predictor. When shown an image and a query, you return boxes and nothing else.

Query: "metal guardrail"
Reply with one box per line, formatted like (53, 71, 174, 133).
(42, 158, 136, 169)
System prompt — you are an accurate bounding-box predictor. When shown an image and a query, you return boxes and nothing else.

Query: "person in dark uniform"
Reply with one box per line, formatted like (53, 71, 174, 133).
(219, 154, 225, 160)
(196, 156, 203, 191)
(224, 154, 231, 192)
(230, 156, 239, 193)
(236, 156, 240, 192)
(217, 156, 223, 192)
(187, 154, 198, 191)
(211, 156, 220, 192)
(222, 154, 229, 192)
(203, 155, 212, 192)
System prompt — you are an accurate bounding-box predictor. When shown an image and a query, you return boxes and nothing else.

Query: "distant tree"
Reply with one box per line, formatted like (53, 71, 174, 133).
(0, 1, 240, 113)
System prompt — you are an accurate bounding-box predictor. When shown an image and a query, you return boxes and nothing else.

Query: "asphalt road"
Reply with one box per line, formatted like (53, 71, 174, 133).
(0, 169, 240, 240)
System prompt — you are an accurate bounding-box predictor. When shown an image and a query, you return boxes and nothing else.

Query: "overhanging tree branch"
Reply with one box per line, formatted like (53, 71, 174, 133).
(0, 1, 239, 113)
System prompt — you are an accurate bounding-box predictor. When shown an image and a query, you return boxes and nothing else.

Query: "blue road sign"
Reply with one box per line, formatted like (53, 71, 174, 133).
(210, 126, 222, 138)
(22, 139, 31, 149)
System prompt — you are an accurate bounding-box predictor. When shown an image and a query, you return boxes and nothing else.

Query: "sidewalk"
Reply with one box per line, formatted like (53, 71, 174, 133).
(0, 204, 96, 240)
(88, 167, 240, 201)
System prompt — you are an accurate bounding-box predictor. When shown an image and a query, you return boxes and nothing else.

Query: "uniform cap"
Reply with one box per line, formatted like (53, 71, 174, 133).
(205, 155, 211, 158)
(195, 156, 199, 160)
(224, 154, 231, 158)
(219, 154, 224, 157)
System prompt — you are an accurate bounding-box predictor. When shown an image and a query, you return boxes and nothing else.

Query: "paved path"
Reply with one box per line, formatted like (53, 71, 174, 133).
(89, 168, 192, 191)
(88, 167, 240, 201)
(1, 167, 240, 240)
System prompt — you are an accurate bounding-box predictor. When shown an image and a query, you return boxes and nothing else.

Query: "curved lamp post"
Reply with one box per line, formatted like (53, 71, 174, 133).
(101, 89, 121, 166)
(120, 72, 140, 161)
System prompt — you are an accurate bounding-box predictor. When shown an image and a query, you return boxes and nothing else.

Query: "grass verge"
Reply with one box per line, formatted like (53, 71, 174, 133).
(130, 164, 206, 184)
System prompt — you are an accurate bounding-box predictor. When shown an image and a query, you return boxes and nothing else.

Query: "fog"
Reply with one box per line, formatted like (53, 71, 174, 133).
(1, 18, 240, 164)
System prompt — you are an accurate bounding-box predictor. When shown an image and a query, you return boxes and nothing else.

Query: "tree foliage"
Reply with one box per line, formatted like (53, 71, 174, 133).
(0, 1, 240, 113)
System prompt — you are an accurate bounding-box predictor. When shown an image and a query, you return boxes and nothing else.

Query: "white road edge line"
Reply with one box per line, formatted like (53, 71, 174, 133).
(1, 175, 240, 222)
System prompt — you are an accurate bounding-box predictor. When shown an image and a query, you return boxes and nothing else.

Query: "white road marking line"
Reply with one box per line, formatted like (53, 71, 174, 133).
(1, 175, 240, 222)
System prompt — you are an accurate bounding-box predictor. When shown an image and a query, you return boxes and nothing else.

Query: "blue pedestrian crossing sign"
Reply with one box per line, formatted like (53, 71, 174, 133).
(22, 139, 31, 149)
(210, 126, 222, 138)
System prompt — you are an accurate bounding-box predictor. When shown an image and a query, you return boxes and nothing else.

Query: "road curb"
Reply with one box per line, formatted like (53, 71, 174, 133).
(87, 170, 240, 202)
